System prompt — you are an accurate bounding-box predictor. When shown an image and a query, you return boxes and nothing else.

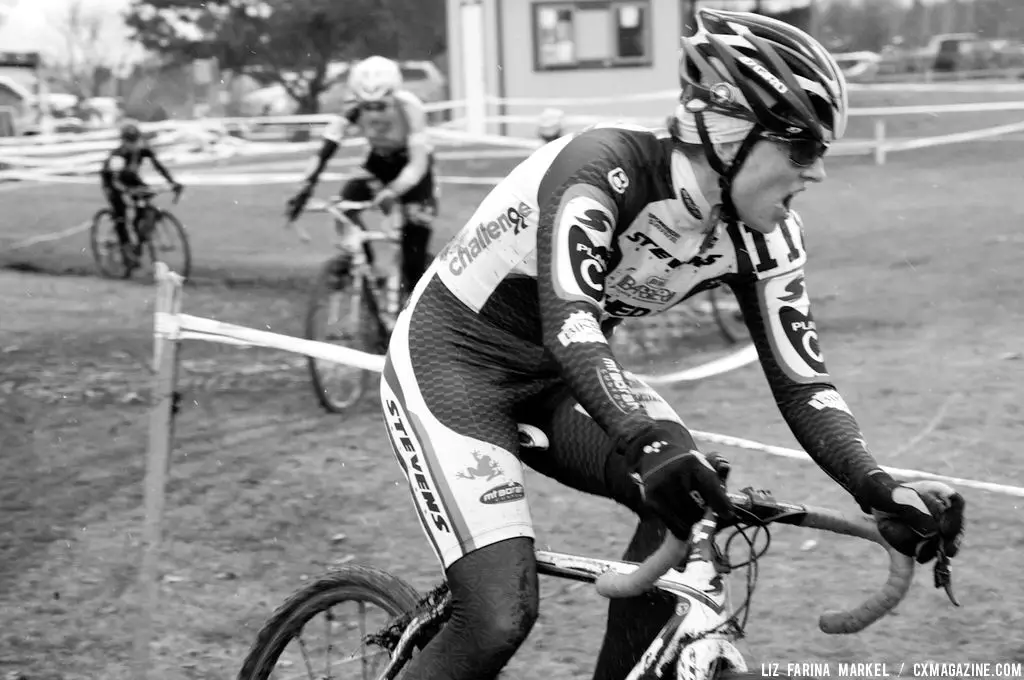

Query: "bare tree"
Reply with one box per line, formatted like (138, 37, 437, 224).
(49, 0, 135, 100)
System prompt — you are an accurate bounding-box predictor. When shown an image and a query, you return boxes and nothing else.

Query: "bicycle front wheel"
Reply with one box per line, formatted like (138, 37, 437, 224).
(709, 285, 749, 344)
(147, 209, 192, 281)
(89, 208, 132, 279)
(237, 566, 422, 680)
(305, 258, 386, 414)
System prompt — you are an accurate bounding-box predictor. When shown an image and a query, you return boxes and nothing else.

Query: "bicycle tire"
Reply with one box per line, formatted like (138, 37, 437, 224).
(304, 261, 383, 413)
(709, 286, 748, 345)
(89, 208, 131, 279)
(237, 565, 422, 680)
(148, 209, 192, 281)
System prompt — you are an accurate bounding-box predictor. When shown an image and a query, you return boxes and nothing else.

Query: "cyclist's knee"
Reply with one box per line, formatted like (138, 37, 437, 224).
(446, 537, 539, 658)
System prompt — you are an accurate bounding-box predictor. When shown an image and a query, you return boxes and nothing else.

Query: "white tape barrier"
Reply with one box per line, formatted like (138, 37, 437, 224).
(0, 125, 466, 182)
(485, 90, 1024, 114)
(155, 311, 385, 372)
(881, 119, 1024, 154)
(0, 167, 508, 187)
(690, 430, 1024, 498)
(146, 263, 1024, 500)
(0, 220, 91, 253)
(634, 343, 758, 386)
(0, 120, 182, 148)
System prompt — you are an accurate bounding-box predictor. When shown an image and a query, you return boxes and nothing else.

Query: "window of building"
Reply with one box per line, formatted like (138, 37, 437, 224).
(534, 1, 653, 71)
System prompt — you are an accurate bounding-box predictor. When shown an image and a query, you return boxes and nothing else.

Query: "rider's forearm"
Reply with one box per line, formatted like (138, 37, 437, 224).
(773, 379, 896, 508)
(387, 144, 429, 196)
(302, 139, 339, 186)
(150, 158, 176, 184)
(732, 280, 897, 509)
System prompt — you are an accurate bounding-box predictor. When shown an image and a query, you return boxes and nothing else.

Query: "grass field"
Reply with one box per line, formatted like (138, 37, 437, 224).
(2, 120, 1024, 679)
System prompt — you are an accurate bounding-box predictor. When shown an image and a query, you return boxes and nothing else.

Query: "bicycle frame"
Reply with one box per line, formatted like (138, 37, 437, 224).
(297, 197, 406, 333)
(126, 185, 182, 237)
(293, 197, 402, 258)
(373, 423, 918, 680)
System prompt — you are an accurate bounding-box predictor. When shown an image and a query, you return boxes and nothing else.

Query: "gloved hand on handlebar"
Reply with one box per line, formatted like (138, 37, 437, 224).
(625, 427, 734, 540)
(868, 478, 965, 564)
(285, 183, 314, 222)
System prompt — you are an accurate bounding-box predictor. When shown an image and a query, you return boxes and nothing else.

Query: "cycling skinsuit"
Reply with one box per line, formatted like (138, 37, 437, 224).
(322, 89, 436, 289)
(380, 123, 881, 569)
(100, 143, 174, 247)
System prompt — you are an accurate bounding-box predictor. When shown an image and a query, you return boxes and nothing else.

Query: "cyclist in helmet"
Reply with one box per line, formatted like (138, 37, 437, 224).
(536, 107, 566, 143)
(380, 10, 965, 680)
(100, 122, 182, 266)
(286, 55, 437, 299)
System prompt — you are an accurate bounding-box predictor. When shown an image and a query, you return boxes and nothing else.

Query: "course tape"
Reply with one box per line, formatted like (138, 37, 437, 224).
(690, 430, 1024, 498)
(634, 343, 758, 385)
(1, 220, 91, 253)
(150, 301, 1024, 499)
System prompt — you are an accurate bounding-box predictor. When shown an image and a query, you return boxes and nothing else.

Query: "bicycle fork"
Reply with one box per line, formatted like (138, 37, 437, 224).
(325, 265, 401, 338)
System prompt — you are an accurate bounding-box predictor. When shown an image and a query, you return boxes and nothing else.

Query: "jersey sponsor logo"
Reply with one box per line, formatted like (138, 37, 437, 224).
(648, 213, 681, 242)
(758, 269, 829, 383)
(679, 187, 703, 220)
(807, 389, 852, 416)
(687, 253, 723, 267)
(447, 201, 532, 275)
(615, 272, 674, 303)
(385, 399, 452, 534)
(605, 299, 654, 317)
(780, 305, 826, 372)
(626, 232, 723, 269)
(557, 309, 607, 347)
(568, 225, 609, 302)
(554, 197, 614, 304)
(576, 207, 612, 233)
(607, 167, 630, 194)
(778, 275, 805, 302)
(597, 357, 642, 414)
(479, 481, 525, 505)
(455, 450, 504, 481)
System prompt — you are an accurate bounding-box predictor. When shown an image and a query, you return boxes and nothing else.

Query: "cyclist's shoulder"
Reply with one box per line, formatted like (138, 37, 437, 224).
(393, 88, 425, 110)
(539, 123, 667, 201)
(567, 122, 664, 158)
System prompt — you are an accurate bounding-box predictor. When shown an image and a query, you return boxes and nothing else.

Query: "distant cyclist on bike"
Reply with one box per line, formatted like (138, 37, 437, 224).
(380, 10, 965, 680)
(99, 122, 182, 266)
(285, 55, 437, 297)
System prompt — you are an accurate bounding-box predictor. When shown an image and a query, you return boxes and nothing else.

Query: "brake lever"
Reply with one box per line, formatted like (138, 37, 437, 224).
(933, 545, 960, 607)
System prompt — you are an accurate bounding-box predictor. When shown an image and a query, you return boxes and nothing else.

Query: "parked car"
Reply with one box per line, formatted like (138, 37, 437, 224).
(832, 51, 881, 82)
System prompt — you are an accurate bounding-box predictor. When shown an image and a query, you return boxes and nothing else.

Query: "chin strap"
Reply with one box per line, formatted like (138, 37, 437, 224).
(695, 111, 763, 228)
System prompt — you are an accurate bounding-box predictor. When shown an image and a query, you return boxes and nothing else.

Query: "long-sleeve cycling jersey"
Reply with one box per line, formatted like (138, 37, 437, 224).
(99, 143, 175, 190)
(429, 123, 890, 509)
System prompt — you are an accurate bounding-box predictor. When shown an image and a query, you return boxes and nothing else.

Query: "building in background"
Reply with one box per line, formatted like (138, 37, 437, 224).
(444, 0, 813, 138)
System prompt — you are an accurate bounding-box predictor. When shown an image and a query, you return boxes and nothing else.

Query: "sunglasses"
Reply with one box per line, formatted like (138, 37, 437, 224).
(360, 100, 390, 112)
(761, 133, 829, 168)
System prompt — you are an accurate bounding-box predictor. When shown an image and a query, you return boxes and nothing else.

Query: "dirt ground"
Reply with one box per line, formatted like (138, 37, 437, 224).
(2, 125, 1023, 679)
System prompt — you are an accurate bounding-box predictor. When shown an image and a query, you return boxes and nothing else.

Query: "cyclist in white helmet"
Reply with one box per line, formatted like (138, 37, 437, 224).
(379, 10, 965, 680)
(286, 55, 437, 296)
(536, 106, 566, 143)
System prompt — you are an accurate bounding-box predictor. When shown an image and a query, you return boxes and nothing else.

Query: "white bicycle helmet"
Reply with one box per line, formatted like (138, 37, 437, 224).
(347, 56, 403, 102)
(673, 9, 849, 222)
(678, 8, 848, 142)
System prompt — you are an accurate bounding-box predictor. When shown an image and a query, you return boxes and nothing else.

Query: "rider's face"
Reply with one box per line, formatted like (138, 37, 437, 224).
(360, 95, 395, 115)
(731, 138, 826, 233)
